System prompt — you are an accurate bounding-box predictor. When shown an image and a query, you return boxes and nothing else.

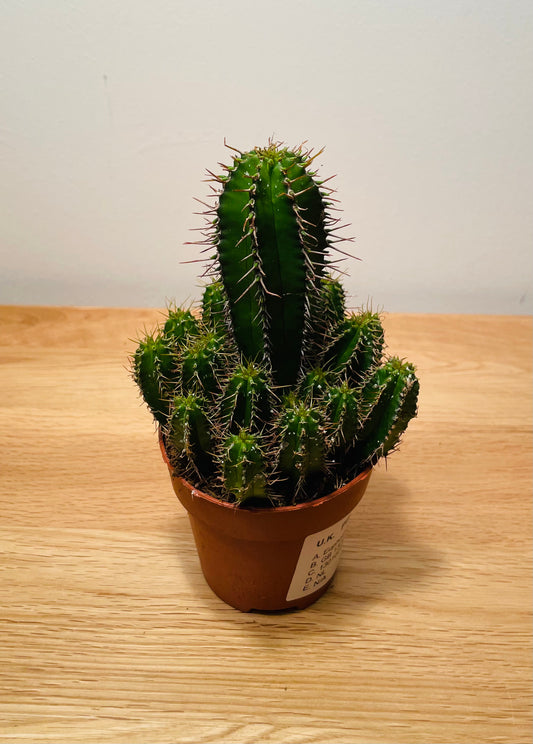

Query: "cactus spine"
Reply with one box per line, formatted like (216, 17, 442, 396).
(132, 141, 419, 505)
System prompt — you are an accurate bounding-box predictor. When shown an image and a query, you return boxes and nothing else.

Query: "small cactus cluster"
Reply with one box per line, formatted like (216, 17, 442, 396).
(133, 142, 419, 506)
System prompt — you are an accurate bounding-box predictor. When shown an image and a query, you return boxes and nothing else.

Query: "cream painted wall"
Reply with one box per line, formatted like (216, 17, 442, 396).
(1, 0, 532, 313)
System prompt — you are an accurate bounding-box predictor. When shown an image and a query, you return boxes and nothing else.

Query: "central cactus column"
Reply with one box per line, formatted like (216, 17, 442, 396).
(215, 144, 331, 386)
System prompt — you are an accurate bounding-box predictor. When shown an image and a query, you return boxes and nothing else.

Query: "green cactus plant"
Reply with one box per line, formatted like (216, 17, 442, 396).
(132, 141, 419, 505)
(168, 393, 213, 481)
(221, 430, 268, 504)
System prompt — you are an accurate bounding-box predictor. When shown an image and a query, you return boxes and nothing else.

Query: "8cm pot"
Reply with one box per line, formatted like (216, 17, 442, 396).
(161, 436, 371, 612)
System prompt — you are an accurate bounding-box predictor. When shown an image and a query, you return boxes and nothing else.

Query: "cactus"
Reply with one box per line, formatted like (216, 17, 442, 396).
(201, 281, 227, 334)
(219, 362, 271, 433)
(214, 144, 331, 386)
(276, 397, 327, 500)
(354, 357, 420, 469)
(308, 277, 347, 359)
(133, 334, 174, 425)
(168, 394, 213, 481)
(132, 141, 419, 505)
(164, 307, 199, 345)
(326, 382, 360, 449)
(323, 310, 384, 382)
(180, 331, 225, 397)
(298, 367, 331, 402)
(222, 430, 268, 504)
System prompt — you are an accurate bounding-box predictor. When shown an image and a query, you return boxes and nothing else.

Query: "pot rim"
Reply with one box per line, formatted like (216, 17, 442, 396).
(159, 429, 372, 515)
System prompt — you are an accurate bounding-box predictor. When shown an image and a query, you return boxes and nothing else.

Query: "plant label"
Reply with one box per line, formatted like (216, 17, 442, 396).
(286, 515, 351, 602)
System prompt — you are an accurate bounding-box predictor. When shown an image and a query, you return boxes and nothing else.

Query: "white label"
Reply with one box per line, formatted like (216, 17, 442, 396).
(286, 515, 351, 602)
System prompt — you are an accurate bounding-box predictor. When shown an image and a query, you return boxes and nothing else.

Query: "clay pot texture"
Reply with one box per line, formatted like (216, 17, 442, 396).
(160, 437, 371, 612)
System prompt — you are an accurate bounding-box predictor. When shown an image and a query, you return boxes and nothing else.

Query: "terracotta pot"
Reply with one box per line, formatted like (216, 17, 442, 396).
(160, 436, 371, 612)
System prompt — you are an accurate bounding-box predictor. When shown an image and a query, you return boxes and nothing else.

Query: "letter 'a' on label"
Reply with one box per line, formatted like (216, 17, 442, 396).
(286, 515, 351, 602)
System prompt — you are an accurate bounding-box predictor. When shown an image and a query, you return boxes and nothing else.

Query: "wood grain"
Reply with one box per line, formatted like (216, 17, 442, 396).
(0, 306, 531, 743)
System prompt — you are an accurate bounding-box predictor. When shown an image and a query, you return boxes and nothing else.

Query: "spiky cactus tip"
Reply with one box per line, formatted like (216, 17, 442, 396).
(131, 141, 419, 506)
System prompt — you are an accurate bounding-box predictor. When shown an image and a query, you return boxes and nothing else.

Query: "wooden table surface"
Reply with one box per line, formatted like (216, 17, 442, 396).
(0, 306, 531, 744)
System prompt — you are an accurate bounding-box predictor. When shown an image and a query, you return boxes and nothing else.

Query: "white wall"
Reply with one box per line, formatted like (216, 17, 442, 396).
(1, 0, 532, 314)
